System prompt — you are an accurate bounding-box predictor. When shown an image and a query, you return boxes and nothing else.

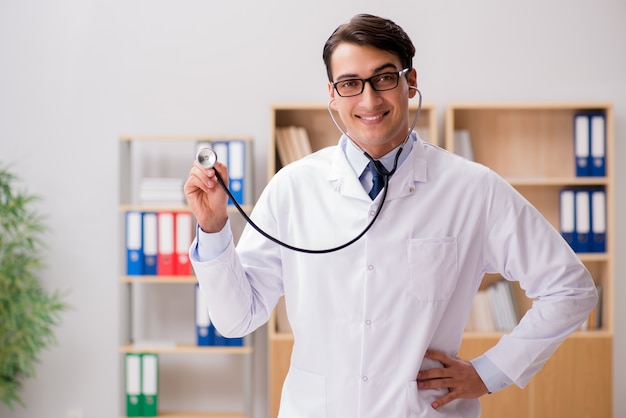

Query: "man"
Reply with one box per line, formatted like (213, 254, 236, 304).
(184, 13, 597, 417)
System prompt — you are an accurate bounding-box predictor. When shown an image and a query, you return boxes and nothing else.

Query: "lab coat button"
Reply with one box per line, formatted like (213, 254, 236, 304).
(362, 376, 368, 382)
(365, 319, 371, 326)
(369, 210, 377, 216)
(367, 265, 374, 271)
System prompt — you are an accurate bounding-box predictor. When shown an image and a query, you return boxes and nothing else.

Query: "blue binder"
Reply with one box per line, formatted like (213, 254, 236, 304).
(575, 190, 591, 253)
(212, 324, 229, 346)
(590, 189, 606, 253)
(228, 140, 246, 205)
(559, 189, 576, 251)
(228, 336, 244, 347)
(195, 285, 213, 346)
(574, 113, 590, 177)
(142, 212, 158, 275)
(590, 113, 606, 177)
(126, 211, 144, 275)
(211, 140, 231, 204)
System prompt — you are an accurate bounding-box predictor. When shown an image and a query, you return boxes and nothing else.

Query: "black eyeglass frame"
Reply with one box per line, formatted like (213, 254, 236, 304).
(332, 68, 410, 98)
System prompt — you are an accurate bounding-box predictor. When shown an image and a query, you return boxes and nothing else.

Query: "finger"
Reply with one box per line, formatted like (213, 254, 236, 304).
(431, 390, 458, 409)
(416, 368, 448, 381)
(417, 377, 454, 390)
(424, 350, 453, 365)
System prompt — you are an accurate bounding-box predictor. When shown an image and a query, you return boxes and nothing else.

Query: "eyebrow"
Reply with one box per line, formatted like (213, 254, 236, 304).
(334, 63, 398, 81)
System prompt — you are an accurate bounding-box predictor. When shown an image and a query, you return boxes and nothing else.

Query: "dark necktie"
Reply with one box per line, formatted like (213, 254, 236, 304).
(368, 160, 386, 200)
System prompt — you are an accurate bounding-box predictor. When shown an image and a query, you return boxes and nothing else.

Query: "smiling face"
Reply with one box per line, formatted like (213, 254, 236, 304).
(328, 43, 417, 158)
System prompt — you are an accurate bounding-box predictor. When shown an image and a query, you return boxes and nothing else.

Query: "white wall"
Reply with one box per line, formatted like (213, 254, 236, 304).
(1, 1, 624, 417)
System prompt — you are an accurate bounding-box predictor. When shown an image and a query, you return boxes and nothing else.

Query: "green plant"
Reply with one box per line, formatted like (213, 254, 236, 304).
(0, 164, 68, 409)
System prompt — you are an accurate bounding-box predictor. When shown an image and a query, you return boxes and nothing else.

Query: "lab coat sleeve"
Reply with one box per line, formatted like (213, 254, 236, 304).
(189, 180, 286, 339)
(480, 172, 598, 388)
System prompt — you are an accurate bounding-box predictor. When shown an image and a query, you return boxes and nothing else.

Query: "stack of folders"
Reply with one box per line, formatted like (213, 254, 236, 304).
(125, 352, 158, 417)
(195, 284, 244, 347)
(559, 188, 606, 253)
(574, 112, 606, 177)
(465, 280, 519, 333)
(138, 177, 186, 205)
(195, 139, 253, 206)
(126, 211, 194, 276)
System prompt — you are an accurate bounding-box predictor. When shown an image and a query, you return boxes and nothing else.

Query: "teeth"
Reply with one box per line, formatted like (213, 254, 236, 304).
(360, 114, 384, 121)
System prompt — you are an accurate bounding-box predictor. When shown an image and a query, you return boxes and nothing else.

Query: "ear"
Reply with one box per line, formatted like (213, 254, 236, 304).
(328, 83, 337, 110)
(407, 68, 418, 98)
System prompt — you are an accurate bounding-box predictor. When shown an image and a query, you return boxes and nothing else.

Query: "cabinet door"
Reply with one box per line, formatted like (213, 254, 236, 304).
(531, 336, 612, 418)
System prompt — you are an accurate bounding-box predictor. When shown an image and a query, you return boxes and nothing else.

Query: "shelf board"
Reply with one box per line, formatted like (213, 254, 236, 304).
(120, 344, 252, 355)
(120, 134, 253, 142)
(119, 204, 252, 214)
(119, 276, 197, 283)
(506, 176, 608, 187)
(121, 412, 246, 418)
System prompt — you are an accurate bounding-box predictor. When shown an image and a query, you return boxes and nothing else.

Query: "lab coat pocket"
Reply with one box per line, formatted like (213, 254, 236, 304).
(279, 367, 327, 417)
(408, 237, 457, 301)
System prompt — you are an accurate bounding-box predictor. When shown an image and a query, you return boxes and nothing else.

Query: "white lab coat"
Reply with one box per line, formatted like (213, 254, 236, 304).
(192, 135, 597, 418)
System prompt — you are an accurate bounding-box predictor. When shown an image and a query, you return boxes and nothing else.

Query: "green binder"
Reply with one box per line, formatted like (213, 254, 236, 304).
(125, 353, 142, 417)
(141, 353, 159, 417)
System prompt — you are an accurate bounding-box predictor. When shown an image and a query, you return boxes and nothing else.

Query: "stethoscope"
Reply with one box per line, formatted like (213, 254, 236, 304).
(196, 87, 423, 254)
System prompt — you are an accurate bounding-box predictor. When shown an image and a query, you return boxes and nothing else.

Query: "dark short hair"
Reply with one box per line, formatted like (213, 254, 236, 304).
(322, 14, 416, 82)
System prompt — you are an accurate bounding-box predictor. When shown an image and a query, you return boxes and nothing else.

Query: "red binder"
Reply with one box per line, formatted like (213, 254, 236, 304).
(175, 212, 193, 275)
(157, 212, 175, 276)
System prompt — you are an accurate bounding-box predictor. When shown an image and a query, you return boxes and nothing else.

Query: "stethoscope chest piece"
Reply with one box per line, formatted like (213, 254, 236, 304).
(196, 147, 218, 169)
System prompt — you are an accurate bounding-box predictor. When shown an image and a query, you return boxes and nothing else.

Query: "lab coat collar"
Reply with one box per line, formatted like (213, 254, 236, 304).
(328, 132, 428, 200)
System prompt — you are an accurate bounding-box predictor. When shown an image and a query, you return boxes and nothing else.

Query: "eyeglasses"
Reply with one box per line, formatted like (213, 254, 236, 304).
(332, 68, 409, 97)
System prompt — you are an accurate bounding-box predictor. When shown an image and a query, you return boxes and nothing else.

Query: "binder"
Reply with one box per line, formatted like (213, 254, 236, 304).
(228, 336, 244, 347)
(174, 212, 193, 275)
(126, 211, 144, 275)
(212, 140, 229, 166)
(212, 324, 229, 346)
(590, 189, 606, 253)
(141, 353, 158, 417)
(157, 212, 175, 275)
(211, 141, 231, 204)
(125, 353, 142, 417)
(195, 284, 213, 346)
(575, 190, 591, 253)
(228, 140, 246, 205)
(559, 189, 576, 251)
(574, 113, 590, 177)
(590, 113, 606, 177)
(142, 212, 158, 275)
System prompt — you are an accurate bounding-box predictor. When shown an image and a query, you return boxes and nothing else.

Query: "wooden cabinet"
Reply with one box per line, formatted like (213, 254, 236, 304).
(447, 103, 613, 418)
(119, 135, 254, 418)
(266, 102, 613, 418)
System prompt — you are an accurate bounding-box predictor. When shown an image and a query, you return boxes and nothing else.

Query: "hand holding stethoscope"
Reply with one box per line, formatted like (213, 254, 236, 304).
(184, 153, 231, 234)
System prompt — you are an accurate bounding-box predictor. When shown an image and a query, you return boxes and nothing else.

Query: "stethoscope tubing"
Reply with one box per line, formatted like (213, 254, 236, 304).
(198, 87, 422, 253)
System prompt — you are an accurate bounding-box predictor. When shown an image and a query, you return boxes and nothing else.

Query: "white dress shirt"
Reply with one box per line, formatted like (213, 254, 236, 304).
(190, 132, 597, 417)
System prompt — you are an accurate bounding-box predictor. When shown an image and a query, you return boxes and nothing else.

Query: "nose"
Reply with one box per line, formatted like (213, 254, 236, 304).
(360, 80, 383, 105)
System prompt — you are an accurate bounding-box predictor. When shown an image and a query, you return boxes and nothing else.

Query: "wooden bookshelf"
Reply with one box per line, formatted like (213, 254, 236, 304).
(119, 135, 255, 418)
(447, 102, 613, 418)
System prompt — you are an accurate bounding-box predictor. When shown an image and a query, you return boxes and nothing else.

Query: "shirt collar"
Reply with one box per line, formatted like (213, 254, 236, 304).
(343, 131, 416, 177)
